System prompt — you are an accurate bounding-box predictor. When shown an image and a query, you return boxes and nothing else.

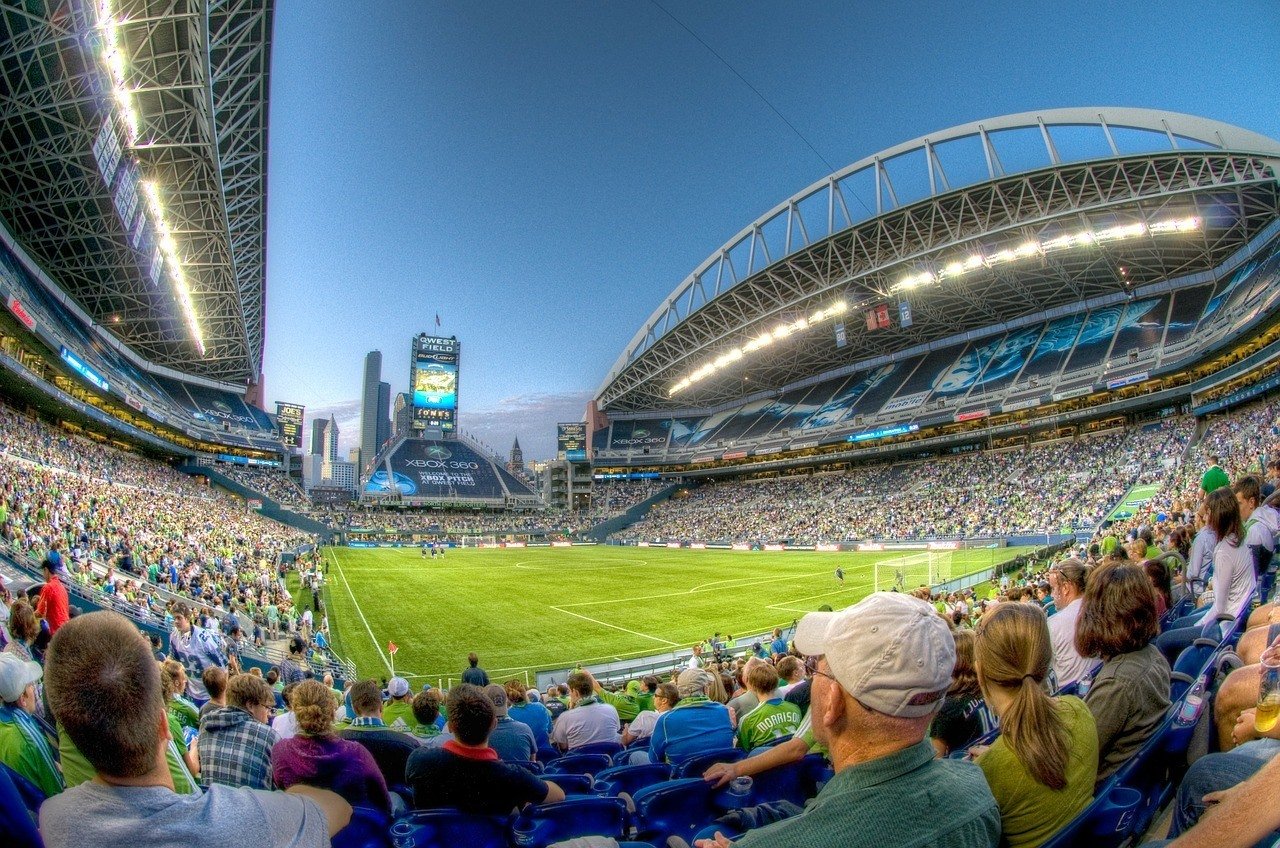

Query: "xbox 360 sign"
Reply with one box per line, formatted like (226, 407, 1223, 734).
(609, 419, 669, 450)
(276, 402, 305, 450)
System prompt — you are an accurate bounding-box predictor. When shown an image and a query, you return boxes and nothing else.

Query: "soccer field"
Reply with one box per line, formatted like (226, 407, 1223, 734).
(318, 544, 1035, 686)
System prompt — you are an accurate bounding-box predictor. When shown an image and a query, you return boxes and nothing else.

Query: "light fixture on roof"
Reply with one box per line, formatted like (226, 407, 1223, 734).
(667, 297, 851, 396)
(890, 215, 1200, 294)
(95, 1, 205, 357)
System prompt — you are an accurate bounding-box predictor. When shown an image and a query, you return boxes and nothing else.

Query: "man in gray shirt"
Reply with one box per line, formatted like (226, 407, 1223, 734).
(551, 670, 620, 751)
(38, 611, 352, 848)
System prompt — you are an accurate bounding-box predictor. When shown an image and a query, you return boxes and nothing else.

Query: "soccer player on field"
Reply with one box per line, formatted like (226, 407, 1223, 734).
(835, 567, 844, 586)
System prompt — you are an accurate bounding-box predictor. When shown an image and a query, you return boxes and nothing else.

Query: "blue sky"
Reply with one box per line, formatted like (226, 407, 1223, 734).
(263, 0, 1280, 460)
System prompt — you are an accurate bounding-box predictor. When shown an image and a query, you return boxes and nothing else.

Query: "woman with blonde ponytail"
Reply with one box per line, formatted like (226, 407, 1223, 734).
(271, 679, 391, 813)
(973, 603, 1098, 848)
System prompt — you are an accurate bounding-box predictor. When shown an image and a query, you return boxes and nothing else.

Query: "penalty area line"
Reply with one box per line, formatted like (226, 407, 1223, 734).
(327, 547, 393, 675)
(548, 606, 680, 647)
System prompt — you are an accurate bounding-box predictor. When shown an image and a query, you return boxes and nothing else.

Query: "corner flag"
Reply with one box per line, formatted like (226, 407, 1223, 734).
(388, 641, 398, 655)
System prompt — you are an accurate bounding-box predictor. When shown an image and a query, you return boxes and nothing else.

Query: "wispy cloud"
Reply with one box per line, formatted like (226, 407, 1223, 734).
(461, 390, 593, 462)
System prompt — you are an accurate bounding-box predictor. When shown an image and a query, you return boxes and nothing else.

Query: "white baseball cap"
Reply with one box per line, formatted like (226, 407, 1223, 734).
(387, 677, 411, 698)
(794, 592, 954, 718)
(0, 653, 42, 704)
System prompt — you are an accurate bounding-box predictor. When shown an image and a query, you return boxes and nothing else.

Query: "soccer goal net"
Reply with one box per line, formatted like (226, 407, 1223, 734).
(871, 551, 952, 593)
(459, 535, 497, 548)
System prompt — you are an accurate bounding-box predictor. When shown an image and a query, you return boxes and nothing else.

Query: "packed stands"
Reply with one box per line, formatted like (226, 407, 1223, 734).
(216, 464, 310, 509)
(621, 418, 1194, 544)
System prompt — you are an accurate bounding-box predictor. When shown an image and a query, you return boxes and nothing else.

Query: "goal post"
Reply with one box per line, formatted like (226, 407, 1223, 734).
(871, 550, 952, 593)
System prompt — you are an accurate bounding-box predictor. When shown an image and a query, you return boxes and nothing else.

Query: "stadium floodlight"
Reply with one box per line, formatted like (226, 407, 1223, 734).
(891, 216, 1200, 294)
(142, 182, 206, 355)
(95, 2, 206, 357)
(667, 297, 851, 396)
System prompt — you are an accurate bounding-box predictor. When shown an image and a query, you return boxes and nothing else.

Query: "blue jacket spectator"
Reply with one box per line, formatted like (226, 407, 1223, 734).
(650, 668, 733, 764)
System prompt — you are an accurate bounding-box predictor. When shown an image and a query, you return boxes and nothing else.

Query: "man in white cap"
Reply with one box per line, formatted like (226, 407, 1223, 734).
(697, 593, 1000, 848)
(0, 651, 63, 797)
(382, 676, 415, 730)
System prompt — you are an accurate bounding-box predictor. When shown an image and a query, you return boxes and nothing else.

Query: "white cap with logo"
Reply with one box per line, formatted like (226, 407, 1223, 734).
(0, 653, 42, 704)
(794, 592, 954, 718)
(387, 677, 411, 698)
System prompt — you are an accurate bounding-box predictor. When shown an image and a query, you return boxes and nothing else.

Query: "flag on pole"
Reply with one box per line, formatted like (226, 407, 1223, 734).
(865, 309, 877, 331)
(434, 313, 441, 328)
(388, 641, 398, 655)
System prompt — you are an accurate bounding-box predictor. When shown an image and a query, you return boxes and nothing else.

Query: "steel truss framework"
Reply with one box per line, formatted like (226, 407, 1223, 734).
(0, 0, 271, 382)
(600, 114, 1280, 412)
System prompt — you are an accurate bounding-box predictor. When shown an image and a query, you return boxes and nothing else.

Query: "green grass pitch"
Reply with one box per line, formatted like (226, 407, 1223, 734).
(316, 544, 1035, 686)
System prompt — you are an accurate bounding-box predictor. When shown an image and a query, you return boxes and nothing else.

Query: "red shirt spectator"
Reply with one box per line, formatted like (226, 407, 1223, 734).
(36, 561, 69, 634)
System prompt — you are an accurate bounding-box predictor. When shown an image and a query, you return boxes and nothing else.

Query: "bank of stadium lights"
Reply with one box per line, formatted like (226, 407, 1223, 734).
(142, 182, 205, 355)
(95, 0, 206, 356)
(892, 216, 1201, 294)
(667, 301, 848, 396)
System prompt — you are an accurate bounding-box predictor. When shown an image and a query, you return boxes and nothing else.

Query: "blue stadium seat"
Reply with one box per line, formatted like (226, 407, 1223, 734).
(631, 777, 721, 846)
(506, 760, 545, 775)
(510, 796, 629, 848)
(1169, 638, 1219, 701)
(592, 762, 672, 798)
(573, 740, 624, 758)
(752, 733, 793, 751)
(544, 753, 612, 776)
(671, 747, 744, 779)
(0, 763, 43, 848)
(1109, 711, 1180, 838)
(715, 753, 830, 810)
(1039, 785, 1140, 848)
(546, 773, 595, 796)
(536, 745, 561, 763)
(331, 805, 393, 848)
(389, 809, 510, 848)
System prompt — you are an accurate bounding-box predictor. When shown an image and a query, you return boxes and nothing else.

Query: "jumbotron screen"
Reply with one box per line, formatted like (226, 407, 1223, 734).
(411, 334, 459, 431)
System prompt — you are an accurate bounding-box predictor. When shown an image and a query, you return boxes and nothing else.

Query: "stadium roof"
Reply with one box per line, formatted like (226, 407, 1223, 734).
(598, 108, 1280, 413)
(0, 0, 273, 383)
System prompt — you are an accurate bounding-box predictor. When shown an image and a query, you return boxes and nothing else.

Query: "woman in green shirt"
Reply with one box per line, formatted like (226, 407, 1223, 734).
(973, 603, 1098, 848)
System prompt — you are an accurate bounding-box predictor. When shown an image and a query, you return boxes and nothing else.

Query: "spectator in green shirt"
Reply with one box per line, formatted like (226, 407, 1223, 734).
(697, 593, 1000, 848)
(736, 661, 801, 751)
(1201, 455, 1231, 498)
(381, 677, 415, 731)
(972, 603, 1097, 848)
(0, 653, 63, 797)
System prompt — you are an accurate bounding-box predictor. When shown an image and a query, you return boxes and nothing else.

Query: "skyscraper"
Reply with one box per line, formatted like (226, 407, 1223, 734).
(326, 414, 339, 462)
(360, 350, 382, 473)
(392, 392, 412, 438)
(310, 418, 330, 458)
(377, 381, 391, 449)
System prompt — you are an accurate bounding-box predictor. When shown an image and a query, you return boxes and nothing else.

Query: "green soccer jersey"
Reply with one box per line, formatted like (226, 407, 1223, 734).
(1201, 465, 1230, 494)
(737, 697, 803, 751)
(598, 688, 640, 722)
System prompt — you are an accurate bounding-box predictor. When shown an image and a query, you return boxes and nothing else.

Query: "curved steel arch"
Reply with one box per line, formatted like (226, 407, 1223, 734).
(600, 108, 1280, 402)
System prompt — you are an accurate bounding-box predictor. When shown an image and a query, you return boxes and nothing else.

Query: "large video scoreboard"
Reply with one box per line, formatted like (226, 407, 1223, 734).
(411, 334, 459, 432)
(275, 402, 305, 450)
(557, 422, 587, 461)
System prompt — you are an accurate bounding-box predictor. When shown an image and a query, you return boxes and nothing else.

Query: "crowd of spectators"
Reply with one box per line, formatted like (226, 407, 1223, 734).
(3, 390, 1280, 846)
(622, 418, 1193, 544)
(215, 465, 309, 510)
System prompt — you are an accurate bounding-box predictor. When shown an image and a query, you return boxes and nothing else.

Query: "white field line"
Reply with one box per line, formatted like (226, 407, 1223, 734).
(764, 578, 878, 614)
(548, 606, 680, 647)
(327, 547, 393, 675)
(557, 570, 833, 608)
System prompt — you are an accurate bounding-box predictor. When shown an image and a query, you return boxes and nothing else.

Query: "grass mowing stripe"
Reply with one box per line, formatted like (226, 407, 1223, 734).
(327, 547, 392, 674)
